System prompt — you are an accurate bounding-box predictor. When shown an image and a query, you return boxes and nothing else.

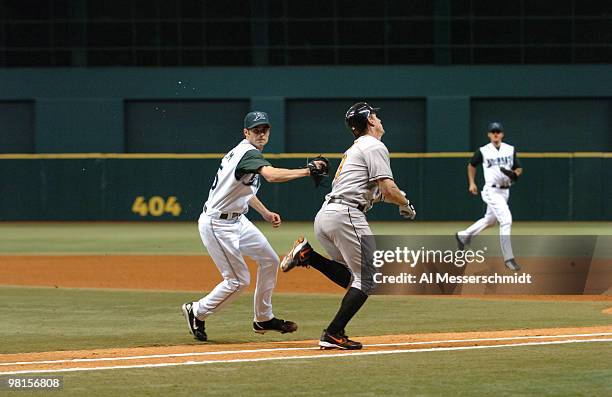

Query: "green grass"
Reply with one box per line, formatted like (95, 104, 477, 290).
(0, 286, 610, 354)
(13, 342, 610, 397)
(2, 222, 610, 396)
(0, 221, 611, 254)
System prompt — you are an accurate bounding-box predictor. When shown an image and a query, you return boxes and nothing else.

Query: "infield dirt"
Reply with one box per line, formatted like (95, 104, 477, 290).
(1, 255, 611, 297)
(1, 326, 611, 374)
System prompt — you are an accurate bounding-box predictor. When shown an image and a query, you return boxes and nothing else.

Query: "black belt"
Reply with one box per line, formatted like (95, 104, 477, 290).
(204, 205, 242, 220)
(490, 184, 510, 189)
(328, 198, 366, 212)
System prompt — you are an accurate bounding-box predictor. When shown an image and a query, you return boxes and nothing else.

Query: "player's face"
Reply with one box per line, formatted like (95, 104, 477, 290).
(370, 113, 385, 135)
(488, 130, 504, 144)
(244, 125, 270, 149)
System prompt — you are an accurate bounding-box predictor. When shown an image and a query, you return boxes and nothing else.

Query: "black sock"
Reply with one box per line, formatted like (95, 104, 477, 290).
(327, 287, 368, 335)
(308, 251, 351, 288)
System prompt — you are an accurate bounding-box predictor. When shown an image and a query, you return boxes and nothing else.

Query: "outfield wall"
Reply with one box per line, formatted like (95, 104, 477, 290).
(1, 66, 610, 221)
(0, 66, 611, 154)
(1, 154, 609, 221)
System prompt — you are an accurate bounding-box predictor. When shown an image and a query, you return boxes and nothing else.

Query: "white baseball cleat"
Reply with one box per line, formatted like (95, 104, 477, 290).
(280, 236, 312, 272)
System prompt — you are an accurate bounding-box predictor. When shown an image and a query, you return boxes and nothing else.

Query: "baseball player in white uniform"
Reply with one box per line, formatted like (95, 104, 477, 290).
(280, 102, 416, 350)
(456, 122, 523, 271)
(181, 111, 328, 341)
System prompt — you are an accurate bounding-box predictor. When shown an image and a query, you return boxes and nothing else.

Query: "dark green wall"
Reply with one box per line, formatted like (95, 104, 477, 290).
(0, 66, 611, 154)
(0, 66, 610, 221)
(35, 99, 124, 153)
(0, 101, 34, 153)
(125, 100, 250, 152)
(0, 157, 609, 221)
(286, 99, 426, 152)
(470, 99, 612, 151)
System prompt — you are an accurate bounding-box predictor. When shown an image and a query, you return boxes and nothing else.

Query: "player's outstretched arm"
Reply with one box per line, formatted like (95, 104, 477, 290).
(259, 159, 327, 183)
(249, 195, 281, 228)
(259, 166, 309, 183)
(467, 164, 478, 195)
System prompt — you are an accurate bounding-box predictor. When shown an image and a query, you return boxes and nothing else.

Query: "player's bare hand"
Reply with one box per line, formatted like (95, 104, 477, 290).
(468, 183, 478, 195)
(264, 211, 282, 228)
(312, 160, 327, 170)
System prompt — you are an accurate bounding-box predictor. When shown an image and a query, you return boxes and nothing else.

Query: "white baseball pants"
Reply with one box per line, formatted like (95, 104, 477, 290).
(458, 186, 515, 261)
(192, 213, 279, 322)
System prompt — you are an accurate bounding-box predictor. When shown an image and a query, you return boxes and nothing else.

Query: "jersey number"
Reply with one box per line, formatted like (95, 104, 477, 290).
(211, 164, 223, 190)
(334, 154, 347, 182)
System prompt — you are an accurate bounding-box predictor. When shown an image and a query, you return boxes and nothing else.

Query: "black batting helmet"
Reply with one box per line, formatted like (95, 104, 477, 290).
(345, 102, 380, 137)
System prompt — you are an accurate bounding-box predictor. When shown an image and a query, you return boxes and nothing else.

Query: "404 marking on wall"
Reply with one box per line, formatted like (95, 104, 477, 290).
(132, 196, 182, 217)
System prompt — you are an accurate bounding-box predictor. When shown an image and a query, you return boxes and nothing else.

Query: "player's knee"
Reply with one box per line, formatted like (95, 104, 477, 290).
(226, 277, 249, 291)
(258, 251, 280, 269)
(267, 253, 280, 267)
(500, 217, 512, 227)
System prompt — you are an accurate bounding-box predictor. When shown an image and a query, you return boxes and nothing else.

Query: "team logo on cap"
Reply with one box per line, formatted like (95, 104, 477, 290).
(253, 112, 266, 121)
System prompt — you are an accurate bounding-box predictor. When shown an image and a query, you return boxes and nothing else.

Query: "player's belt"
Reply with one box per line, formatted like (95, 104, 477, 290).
(327, 198, 366, 212)
(489, 184, 510, 189)
(204, 205, 243, 220)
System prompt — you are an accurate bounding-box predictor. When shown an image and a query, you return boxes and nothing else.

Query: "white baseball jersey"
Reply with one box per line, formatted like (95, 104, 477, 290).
(327, 135, 393, 212)
(460, 141, 523, 262)
(470, 142, 522, 187)
(193, 138, 279, 323)
(203, 139, 271, 215)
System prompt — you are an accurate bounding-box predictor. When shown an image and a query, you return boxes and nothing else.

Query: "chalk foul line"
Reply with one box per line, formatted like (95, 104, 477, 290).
(1, 336, 611, 375)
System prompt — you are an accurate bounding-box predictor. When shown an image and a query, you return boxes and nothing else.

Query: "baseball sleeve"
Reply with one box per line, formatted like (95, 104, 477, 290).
(235, 149, 272, 180)
(511, 151, 522, 170)
(469, 149, 483, 167)
(365, 143, 393, 182)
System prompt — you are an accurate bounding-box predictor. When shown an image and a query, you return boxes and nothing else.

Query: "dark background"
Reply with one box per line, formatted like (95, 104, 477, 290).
(1, 0, 610, 67)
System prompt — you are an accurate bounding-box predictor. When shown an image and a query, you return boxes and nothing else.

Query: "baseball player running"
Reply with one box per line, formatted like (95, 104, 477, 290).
(455, 122, 523, 271)
(280, 102, 416, 350)
(181, 111, 328, 341)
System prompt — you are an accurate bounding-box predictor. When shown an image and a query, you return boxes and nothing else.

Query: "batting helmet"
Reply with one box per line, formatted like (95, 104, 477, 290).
(345, 102, 380, 137)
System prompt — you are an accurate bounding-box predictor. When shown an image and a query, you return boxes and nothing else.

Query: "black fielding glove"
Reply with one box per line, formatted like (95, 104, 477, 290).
(307, 156, 330, 187)
(500, 167, 518, 182)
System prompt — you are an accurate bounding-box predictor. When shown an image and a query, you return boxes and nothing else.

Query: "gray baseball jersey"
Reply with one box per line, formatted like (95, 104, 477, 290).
(326, 135, 393, 212)
(315, 134, 393, 293)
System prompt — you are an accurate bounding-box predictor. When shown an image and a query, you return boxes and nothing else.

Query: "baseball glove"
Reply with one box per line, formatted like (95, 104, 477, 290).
(500, 167, 518, 182)
(307, 156, 330, 187)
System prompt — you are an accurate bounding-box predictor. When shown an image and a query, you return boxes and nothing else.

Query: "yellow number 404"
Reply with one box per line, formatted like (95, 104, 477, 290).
(132, 196, 182, 217)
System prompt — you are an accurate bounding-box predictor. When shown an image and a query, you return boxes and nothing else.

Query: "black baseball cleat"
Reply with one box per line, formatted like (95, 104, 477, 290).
(280, 236, 312, 272)
(318, 329, 363, 350)
(504, 258, 521, 272)
(181, 302, 207, 341)
(253, 318, 298, 334)
(455, 233, 465, 251)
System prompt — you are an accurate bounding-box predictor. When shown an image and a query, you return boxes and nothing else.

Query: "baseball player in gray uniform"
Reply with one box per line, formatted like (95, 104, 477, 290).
(280, 102, 416, 350)
(455, 122, 523, 271)
(181, 111, 328, 341)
